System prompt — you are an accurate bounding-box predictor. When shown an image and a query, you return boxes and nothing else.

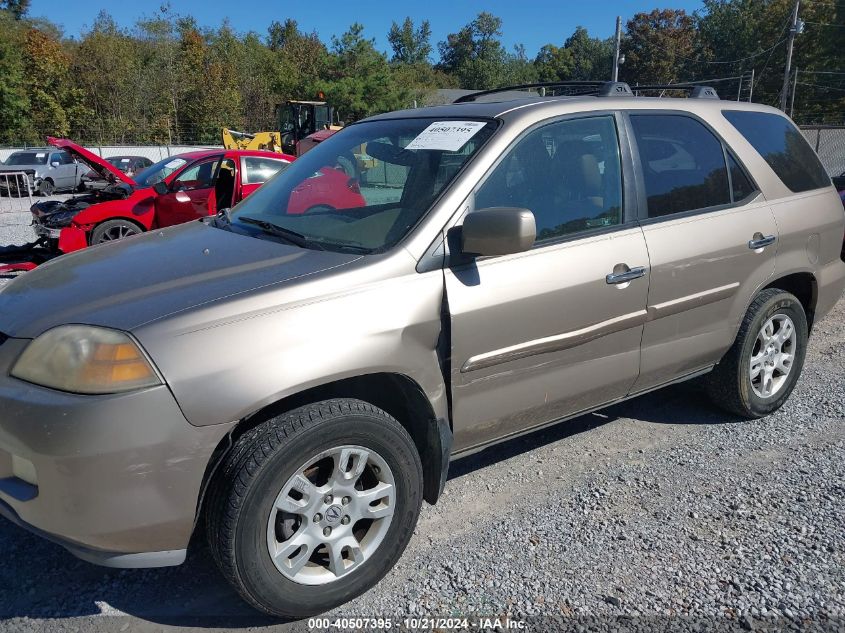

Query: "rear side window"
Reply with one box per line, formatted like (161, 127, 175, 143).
(722, 110, 830, 193)
(630, 115, 731, 218)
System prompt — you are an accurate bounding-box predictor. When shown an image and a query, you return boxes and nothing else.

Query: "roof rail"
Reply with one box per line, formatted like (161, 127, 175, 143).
(631, 84, 720, 100)
(453, 81, 634, 103)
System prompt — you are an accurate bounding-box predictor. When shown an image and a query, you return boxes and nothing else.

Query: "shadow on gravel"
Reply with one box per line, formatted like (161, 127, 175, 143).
(0, 519, 291, 628)
(449, 381, 741, 480)
(0, 382, 739, 629)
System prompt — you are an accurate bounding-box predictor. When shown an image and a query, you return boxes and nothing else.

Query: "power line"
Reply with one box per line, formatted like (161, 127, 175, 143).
(633, 34, 788, 65)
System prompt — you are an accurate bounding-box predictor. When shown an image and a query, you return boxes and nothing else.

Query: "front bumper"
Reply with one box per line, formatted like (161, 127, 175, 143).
(0, 336, 235, 567)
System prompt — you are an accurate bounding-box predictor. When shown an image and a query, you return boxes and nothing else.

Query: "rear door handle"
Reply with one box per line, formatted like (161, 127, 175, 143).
(606, 265, 647, 285)
(748, 234, 776, 250)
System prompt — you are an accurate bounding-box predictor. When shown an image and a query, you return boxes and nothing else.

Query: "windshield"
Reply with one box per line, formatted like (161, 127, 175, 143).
(7, 151, 49, 166)
(229, 117, 496, 253)
(134, 156, 188, 187)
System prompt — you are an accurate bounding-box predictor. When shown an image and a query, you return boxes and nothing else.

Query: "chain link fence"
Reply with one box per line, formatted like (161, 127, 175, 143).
(800, 125, 845, 178)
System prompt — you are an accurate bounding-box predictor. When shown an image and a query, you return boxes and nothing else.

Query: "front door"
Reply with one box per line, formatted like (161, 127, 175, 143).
(445, 114, 651, 452)
(625, 113, 778, 392)
(155, 156, 221, 227)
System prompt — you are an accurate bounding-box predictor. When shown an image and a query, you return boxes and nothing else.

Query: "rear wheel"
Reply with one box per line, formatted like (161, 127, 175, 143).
(706, 289, 808, 418)
(90, 219, 143, 244)
(206, 398, 423, 618)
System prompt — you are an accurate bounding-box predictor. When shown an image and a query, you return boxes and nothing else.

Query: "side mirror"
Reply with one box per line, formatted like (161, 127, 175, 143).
(50, 161, 60, 168)
(153, 181, 169, 195)
(461, 207, 536, 257)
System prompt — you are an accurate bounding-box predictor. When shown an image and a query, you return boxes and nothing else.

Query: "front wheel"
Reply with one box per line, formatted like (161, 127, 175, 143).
(206, 399, 423, 618)
(38, 179, 54, 197)
(90, 219, 143, 244)
(706, 288, 808, 418)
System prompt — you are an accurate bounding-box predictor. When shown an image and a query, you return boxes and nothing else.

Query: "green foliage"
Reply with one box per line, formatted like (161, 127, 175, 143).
(388, 18, 432, 65)
(623, 9, 697, 84)
(322, 24, 408, 121)
(0, 0, 28, 20)
(0, 4, 841, 145)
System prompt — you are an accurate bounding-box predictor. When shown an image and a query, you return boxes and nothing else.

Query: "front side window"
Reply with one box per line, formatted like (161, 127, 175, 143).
(475, 115, 623, 241)
(631, 115, 731, 218)
(134, 157, 188, 187)
(172, 158, 220, 191)
(722, 110, 830, 193)
(241, 156, 291, 184)
(229, 118, 496, 253)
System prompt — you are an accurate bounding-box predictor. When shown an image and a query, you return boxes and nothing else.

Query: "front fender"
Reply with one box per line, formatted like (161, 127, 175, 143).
(133, 260, 449, 431)
(71, 193, 157, 231)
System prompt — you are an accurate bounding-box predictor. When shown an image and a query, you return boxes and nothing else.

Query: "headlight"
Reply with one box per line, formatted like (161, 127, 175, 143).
(11, 325, 162, 394)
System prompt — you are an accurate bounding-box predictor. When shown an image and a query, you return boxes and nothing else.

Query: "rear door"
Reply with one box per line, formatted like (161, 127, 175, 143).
(154, 156, 221, 227)
(626, 112, 778, 393)
(238, 155, 291, 200)
(446, 113, 651, 451)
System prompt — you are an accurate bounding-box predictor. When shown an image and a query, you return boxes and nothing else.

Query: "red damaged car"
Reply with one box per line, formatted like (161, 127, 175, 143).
(30, 138, 370, 253)
(30, 139, 298, 253)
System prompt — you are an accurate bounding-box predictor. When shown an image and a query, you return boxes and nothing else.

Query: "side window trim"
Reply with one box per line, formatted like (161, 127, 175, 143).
(467, 110, 636, 252)
(622, 109, 761, 225)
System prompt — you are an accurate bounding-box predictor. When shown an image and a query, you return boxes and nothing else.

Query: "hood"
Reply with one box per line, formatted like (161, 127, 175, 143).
(47, 137, 136, 186)
(0, 221, 360, 338)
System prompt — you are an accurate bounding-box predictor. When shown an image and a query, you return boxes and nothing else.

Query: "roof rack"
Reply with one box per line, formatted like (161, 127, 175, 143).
(631, 84, 720, 99)
(453, 81, 634, 103)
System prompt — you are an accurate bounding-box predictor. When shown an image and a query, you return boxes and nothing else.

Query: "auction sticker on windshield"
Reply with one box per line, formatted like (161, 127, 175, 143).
(405, 121, 487, 152)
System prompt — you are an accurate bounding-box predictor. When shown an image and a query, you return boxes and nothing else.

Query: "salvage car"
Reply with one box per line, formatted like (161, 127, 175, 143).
(0, 82, 843, 618)
(30, 139, 299, 251)
(82, 155, 153, 190)
(0, 147, 88, 196)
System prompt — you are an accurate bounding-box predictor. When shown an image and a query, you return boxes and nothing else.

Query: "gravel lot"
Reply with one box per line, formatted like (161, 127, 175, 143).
(0, 212, 843, 631)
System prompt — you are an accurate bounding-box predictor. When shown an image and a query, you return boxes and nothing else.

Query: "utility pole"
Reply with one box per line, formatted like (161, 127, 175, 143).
(789, 68, 798, 117)
(780, 0, 800, 111)
(612, 16, 623, 82)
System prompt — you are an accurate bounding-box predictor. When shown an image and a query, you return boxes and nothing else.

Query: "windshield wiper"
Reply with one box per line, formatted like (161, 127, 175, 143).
(237, 216, 317, 249)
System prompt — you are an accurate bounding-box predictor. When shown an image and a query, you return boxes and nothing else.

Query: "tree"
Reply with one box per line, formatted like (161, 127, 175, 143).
(0, 12, 28, 142)
(438, 12, 511, 89)
(322, 23, 408, 120)
(623, 9, 698, 85)
(0, 0, 28, 19)
(563, 27, 613, 81)
(387, 17, 432, 65)
(534, 44, 575, 82)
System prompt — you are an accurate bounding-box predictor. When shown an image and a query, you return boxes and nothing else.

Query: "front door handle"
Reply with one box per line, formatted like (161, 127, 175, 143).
(606, 265, 647, 285)
(748, 233, 776, 250)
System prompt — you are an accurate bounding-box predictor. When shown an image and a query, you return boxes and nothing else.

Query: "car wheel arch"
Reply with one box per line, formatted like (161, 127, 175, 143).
(89, 217, 146, 244)
(762, 272, 817, 331)
(193, 372, 451, 535)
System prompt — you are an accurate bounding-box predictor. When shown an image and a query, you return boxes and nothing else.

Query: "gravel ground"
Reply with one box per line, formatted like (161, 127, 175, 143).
(0, 216, 843, 631)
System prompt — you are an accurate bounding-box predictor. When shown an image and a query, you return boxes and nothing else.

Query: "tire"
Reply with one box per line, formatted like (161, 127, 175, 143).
(206, 398, 423, 618)
(38, 179, 54, 197)
(90, 219, 143, 244)
(706, 288, 808, 418)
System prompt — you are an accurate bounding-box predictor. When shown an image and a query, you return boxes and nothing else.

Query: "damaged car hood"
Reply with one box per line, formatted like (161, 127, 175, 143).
(0, 221, 361, 338)
(47, 137, 136, 186)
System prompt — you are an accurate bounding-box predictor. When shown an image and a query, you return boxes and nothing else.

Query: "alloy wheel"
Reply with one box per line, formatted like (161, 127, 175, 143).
(266, 445, 396, 586)
(749, 314, 796, 398)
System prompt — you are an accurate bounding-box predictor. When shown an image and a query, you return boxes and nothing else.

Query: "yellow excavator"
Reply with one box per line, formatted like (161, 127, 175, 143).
(222, 100, 342, 157)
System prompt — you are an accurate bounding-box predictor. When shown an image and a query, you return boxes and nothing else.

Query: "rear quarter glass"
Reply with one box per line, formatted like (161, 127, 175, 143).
(721, 110, 830, 193)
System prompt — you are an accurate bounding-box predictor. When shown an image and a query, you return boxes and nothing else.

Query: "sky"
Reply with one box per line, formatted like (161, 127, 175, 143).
(28, 0, 705, 58)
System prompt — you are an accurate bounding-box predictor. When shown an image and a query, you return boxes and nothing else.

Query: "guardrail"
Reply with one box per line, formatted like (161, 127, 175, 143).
(0, 172, 34, 217)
